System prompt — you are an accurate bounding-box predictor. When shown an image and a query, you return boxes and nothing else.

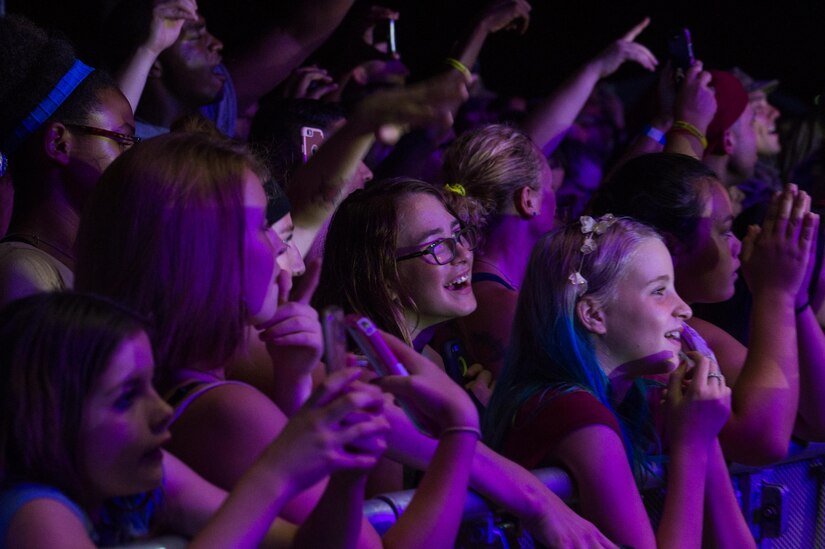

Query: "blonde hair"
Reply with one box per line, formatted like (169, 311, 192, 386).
(442, 124, 544, 221)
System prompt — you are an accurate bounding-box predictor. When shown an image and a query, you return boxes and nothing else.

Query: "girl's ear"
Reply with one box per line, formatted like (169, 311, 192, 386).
(722, 128, 735, 156)
(514, 185, 536, 219)
(576, 296, 607, 335)
(42, 122, 72, 166)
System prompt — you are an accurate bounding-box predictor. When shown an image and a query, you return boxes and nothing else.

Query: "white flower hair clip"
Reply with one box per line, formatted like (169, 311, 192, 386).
(568, 214, 617, 297)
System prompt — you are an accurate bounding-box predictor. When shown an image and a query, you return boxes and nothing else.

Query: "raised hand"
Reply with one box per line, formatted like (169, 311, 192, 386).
(741, 184, 818, 300)
(280, 66, 339, 100)
(666, 351, 731, 449)
(259, 368, 389, 495)
(257, 265, 323, 382)
(591, 17, 658, 78)
(350, 71, 469, 145)
(373, 330, 479, 435)
(673, 60, 717, 133)
(145, 0, 198, 57)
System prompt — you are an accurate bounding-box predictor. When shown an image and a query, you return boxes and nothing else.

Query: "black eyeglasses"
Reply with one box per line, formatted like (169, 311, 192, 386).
(396, 225, 480, 265)
(66, 124, 142, 150)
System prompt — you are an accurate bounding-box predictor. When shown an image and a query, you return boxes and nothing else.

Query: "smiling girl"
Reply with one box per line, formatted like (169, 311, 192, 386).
(72, 132, 482, 549)
(486, 216, 755, 548)
(590, 152, 823, 463)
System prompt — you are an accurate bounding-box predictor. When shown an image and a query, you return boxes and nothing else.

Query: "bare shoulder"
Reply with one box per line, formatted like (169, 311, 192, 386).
(166, 381, 289, 489)
(6, 497, 96, 549)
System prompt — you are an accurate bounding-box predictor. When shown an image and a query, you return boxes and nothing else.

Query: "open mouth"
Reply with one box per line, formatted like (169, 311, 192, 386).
(664, 329, 682, 345)
(445, 273, 470, 291)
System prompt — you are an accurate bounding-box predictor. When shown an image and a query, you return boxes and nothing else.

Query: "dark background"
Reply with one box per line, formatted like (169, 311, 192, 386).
(8, 0, 825, 112)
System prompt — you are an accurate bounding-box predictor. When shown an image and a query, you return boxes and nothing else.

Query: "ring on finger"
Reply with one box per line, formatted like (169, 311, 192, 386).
(707, 371, 724, 383)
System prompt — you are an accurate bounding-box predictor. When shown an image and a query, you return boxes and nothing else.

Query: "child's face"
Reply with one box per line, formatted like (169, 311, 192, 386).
(243, 171, 287, 323)
(595, 238, 692, 377)
(79, 332, 173, 501)
(395, 193, 477, 335)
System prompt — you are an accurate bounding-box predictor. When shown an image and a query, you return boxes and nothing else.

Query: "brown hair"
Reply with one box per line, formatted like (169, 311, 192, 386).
(313, 178, 463, 344)
(0, 292, 146, 504)
(75, 131, 269, 388)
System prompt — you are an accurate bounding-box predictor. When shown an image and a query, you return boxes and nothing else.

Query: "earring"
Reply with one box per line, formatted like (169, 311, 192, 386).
(531, 211, 538, 217)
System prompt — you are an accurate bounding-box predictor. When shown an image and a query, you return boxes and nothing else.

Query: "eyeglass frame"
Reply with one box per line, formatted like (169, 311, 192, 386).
(65, 124, 142, 150)
(395, 225, 479, 265)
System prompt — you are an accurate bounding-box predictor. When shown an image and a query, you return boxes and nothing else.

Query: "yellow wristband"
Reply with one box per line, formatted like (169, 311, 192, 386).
(671, 120, 708, 150)
(444, 57, 472, 80)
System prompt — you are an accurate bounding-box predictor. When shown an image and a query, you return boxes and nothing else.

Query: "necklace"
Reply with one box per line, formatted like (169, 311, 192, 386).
(2, 232, 75, 264)
(474, 258, 518, 290)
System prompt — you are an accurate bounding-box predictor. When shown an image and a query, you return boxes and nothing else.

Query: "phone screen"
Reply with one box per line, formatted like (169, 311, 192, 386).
(301, 127, 325, 163)
(345, 316, 409, 377)
(667, 28, 694, 75)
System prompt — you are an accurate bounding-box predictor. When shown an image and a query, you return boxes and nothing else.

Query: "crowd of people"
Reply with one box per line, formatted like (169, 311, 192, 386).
(1, 1, 824, 547)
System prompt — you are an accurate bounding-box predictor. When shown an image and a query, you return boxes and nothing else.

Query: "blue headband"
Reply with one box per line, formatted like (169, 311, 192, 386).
(3, 60, 95, 153)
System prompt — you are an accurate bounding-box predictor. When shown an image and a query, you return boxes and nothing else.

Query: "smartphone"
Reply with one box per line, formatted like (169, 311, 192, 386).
(375, 18, 397, 55)
(322, 308, 408, 376)
(345, 315, 409, 376)
(667, 27, 694, 83)
(301, 126, 324, 163)
(322, 307, 347, 374)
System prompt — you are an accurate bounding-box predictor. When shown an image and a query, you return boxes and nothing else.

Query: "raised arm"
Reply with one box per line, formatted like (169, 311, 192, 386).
(521, 17, 657, 155)
(114, 0, 197, 112)
(226, 0, 356, 117)
(790, 211, 825, 440)
(663, 61, 717, 159)
(289, 73, 468, 256)
(696, 186, 814, 463)
(446, 0, 532, 83)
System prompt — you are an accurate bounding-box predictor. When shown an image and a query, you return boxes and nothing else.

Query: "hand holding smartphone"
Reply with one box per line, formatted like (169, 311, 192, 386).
(321, 307, 408, 377)
(667, 28, 694, 83)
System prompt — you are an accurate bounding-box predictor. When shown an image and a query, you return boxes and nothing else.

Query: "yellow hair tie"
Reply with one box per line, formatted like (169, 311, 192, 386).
(444, 183, 466, 196)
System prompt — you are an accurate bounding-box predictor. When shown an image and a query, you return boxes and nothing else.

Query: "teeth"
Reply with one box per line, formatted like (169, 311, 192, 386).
(665, 330, 681, 340)
(446, 273, 470, 288)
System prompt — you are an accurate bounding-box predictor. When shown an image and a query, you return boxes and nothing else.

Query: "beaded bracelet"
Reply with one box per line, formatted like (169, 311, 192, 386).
(444, 57, 472, 80)
(441, 425, 482, 439)
(642, 125, 666, 145)
(670, 120, 708, 150)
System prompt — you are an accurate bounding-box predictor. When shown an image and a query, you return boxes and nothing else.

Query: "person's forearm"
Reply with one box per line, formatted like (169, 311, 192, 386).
(720, 290, 798, 463)
(521, 61, 602, 154)
(188, 461, 295, 549)
(795, 306, 825, 439)
(227, 0, 355, 115)
(383, 433, 476, 549)
(386, 411, 549, 524)
(115, 46, 159, 113)
(656, 443, 708, 548)
(289, 124, 374, 223)
(702, 440, 756, 548)
(292, 473, 377, 549)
